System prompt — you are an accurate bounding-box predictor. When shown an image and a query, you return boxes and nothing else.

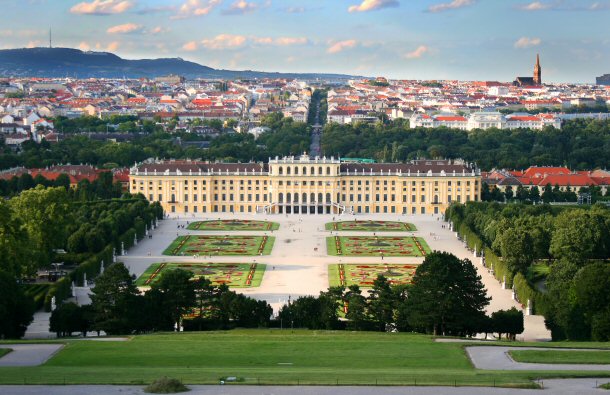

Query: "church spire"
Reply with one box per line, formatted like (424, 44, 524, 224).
(533, 53, 542, 85)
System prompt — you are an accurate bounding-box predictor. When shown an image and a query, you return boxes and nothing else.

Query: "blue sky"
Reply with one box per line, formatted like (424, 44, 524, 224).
(2, 0, 609, 82)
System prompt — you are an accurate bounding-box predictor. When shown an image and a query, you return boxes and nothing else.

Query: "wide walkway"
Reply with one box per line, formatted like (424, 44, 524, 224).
(1, 379, 610, 395)
(467, 346, 610, 371)
(0, 345, 63, 367)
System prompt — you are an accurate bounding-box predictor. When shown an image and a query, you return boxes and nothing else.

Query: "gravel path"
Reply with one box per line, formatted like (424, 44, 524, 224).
(467, 346, 610, 371)
(0, 345, 63, 367)
(1, 379, 610, 395)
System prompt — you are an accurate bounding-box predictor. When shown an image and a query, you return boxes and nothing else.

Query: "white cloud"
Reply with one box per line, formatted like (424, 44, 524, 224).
(514, 37, 541, 48)
(107, 23, 143, 34)
(106, 41, 120, 51)
(274, 37, 308, 46)
(150, 26, 171, 34)
(182, 41, 199, 51)
(26, 40, 42, 48)
(173, 0, 222, 19)
(518, 1, 550, 11)
(70, 0, 134, 15)
(201, 34, 247, 50)
(404, 45, 429, 59)
(224, 0, 258, 14)
(428, 0, 474, 13)
(79, 41, 91, 51)
(348, 0, 399, 13)
(327, 40, 358, 54)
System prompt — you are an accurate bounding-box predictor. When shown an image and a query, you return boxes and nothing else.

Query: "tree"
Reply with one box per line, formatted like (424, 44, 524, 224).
(9, 186, 70, 274)
(541, 183, 554, 203)
(345, 285, 368, 330)
(90, 263, 140, 335)
(0, 200, 32, 277)
(573, 263, 610, 341)
(406, 252, 490, 336)
(497, 227, 535, 274)
(0, 270, 34, 339)
(49, 302, 90, 337)
(152, 268, 196, 329)
(529, 186, 540, 203)
(367, 275, 396, 331)
(491, 308, 524, 340)
(550, 209, 603, 263)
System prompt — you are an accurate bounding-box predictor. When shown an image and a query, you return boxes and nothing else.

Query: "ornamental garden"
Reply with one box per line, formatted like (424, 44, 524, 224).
(163, 235, 275, 256)
(136, 262, 266, 288)
(329, 263, 418, 287)
(327, 235, 431, 257)
(187, 219, 279, 231)
(326, 220, 416, 232)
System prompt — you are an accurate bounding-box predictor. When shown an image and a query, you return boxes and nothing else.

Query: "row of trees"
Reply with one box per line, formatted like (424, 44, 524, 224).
(482, 183, 608, 204)
(321, 118, 610, 170)
(0, 182, 163, 338)
(448, 202, 610, 340)
(0, 170, 122, 199)
(0, 114, 311, 170)
(280, 252, 523, 338)
(50, 263, 272, 336)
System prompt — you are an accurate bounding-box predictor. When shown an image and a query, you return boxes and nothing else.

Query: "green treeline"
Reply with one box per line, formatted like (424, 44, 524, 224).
(0, 114, 310, 170)
(279, 252, 523, 339)
(321, 118, 610, 170)
(0, 183, 163, 338)
(50, 264, 272, 336)
(447, 202, 610, 340)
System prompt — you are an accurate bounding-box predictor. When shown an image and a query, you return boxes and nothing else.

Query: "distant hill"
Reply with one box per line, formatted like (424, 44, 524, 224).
(0, 47, 359, 80)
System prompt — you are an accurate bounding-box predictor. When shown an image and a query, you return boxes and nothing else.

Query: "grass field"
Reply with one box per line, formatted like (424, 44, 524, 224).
(0, 349, 10, 359)
(329, 263, 418, 287)
(325, 220, 416, 232)
(188, 220, 279, 231)
(163, 235, 275, 256)
(0, 331, 609, 386)
(509, 349, 610, 364)
(327, 236, 431, 257)
(135, 262, 266, 288)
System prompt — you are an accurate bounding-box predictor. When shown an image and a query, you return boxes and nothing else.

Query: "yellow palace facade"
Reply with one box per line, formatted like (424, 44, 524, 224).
(129, 154, 481, 215)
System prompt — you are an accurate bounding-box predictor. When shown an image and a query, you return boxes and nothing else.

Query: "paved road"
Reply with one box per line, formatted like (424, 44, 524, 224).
(0, 345, 63, 367)
(1, 380, 610, 395)
(467, 346, 610, 371)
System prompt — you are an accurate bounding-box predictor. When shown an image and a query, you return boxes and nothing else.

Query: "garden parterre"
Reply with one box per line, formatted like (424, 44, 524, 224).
(326, 220, 416, 232)
(329, 263, 418, 287)
(327, 236, 431, 257)
(135, 262, 266, 288)
(187, 220, 279, 231)
(163, 235, 275, 256)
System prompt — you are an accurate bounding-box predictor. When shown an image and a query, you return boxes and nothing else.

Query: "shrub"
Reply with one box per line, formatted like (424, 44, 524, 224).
(144, 377, 189, 393)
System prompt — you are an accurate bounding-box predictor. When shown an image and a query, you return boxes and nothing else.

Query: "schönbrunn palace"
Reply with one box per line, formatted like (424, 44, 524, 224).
(130, 154, 481, 215)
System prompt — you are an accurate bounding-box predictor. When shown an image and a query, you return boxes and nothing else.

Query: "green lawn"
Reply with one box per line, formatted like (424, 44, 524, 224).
(0, 349, 10, 359)
(0, 331, 608, 386)
(327, 236, 431, 257)
(188, 220, 279, 231)
(509, 349, 610, 364)
(163, 235, 275, 256)
(325, 221, 416, 232)
(135, 262, 266, 288)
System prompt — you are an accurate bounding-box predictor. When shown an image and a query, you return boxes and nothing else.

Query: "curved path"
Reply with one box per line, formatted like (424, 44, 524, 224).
(466, 346, 610, 371)
(0, 345, 63, 367)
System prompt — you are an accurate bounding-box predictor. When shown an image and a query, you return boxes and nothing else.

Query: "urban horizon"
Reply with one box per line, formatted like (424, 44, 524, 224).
(0, 0, 609, 83)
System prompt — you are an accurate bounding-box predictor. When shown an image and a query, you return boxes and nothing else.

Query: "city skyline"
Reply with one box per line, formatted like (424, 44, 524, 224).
(1, 0, 610, 82)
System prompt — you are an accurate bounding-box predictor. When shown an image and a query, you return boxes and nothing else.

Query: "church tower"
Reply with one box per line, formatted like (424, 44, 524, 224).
(533, 54, 542, 85)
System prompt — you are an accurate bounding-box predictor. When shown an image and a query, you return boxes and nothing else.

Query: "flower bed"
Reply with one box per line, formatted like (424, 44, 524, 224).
(329, 263, 419, 287)
(328, 236, 431, 257)
(136, 262, 266, 288)
(163, 235, 275, 256)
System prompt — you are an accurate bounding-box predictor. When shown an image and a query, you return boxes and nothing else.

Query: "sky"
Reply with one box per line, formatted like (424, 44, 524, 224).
(1, 0, 609, 82)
